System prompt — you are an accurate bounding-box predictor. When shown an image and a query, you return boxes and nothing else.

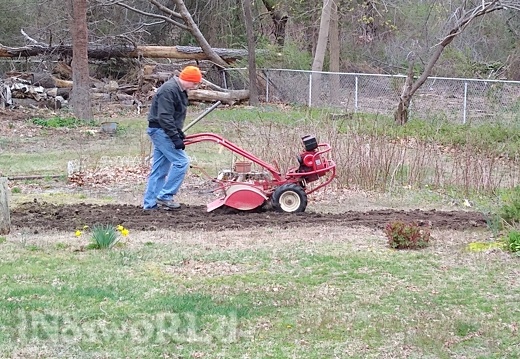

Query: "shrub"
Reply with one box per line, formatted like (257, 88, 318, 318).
(499, 187, 520, 225)
(384, 221, 430, 249)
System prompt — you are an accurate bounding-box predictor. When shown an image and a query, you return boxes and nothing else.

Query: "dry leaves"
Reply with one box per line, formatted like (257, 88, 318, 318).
(68, 164, 149, 187)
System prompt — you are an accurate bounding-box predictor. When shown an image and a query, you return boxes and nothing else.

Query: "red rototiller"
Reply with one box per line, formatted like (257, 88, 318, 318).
(182, 102, 336, 213)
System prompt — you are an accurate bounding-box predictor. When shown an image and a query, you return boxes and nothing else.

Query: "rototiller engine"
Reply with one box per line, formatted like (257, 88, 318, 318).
(182, 102, 336, 213)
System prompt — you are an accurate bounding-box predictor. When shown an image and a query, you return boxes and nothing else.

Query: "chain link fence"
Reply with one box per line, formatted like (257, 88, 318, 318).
(222, 68, 520, 124)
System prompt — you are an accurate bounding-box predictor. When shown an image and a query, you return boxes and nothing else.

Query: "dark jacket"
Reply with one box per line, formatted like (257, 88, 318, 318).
(148, 77, 188, 141)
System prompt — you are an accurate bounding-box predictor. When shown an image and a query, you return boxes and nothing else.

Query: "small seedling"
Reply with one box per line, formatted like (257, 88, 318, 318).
(26, 244, 40, 251)
(55, 242, 70, 250)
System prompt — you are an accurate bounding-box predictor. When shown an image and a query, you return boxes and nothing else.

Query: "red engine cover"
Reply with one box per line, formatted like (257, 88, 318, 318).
(302, 152, 326, 170)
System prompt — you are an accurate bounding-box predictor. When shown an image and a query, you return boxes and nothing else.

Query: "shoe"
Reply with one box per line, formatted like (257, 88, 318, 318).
(156, 198, 181, 210)
(143, 205, 158, 212)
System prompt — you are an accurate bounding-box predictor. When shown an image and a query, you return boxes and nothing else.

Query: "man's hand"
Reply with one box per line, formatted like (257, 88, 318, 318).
(177, 129, 186, 140)
(172, 135, 185, 150)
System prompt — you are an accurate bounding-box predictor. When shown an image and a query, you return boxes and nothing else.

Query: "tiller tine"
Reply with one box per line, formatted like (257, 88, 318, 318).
(207, 184, 267, 212)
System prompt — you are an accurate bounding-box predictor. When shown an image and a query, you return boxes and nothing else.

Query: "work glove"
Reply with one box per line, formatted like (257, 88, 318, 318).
(177, 128, 186, 140)
(171, 135, 185, 150)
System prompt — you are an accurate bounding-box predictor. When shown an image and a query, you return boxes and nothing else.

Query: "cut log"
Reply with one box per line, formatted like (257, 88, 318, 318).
(91, 93, 111, 101)
(112, 93, 134, 102)
(143, 72, 173, 83)
(0, 44, 249, 61)
(6, 72, 73, 88)
(32, 73, 73, 88)
(53, 61, 73, 79)
(188, 89, 249, 105)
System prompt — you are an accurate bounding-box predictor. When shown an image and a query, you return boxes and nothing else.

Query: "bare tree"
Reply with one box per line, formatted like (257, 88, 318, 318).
(329, 1, 340, 104)
(395, 0, 520, 125)
(69, 0, 92, 120)
(311, 0, 333, 106)
(242, 0, 259, 105)
(170, 0, 228, 67)
(108, 0, 228, 68)
(261, 0, 289, 46)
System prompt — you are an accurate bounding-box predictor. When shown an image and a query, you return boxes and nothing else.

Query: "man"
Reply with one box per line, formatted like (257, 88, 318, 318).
(143, 65, 202, 210)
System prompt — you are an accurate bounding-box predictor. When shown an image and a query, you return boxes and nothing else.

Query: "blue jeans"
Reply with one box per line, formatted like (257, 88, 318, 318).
(143, 128, 189, 209)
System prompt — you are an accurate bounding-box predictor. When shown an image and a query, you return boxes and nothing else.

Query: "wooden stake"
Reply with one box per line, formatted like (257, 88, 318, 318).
(0, 177, 10, 235)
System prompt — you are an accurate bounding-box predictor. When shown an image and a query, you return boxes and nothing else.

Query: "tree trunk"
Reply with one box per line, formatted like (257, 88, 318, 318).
(311, 0, 333, 106)
(0, 177, 10, 235)
(243, 0, 259, 106)
(261, 0, 289, 46)
(394, 60, 414, 125)
(69, 0, 92, 120)
(329, 1, 340, 104)
(394, 96, 410, 126)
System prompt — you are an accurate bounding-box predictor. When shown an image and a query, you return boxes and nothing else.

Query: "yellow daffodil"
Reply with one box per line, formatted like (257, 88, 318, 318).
(116, 225, 124, 231)
(75, 230, 82, 237)
(120, 228, 129, 237)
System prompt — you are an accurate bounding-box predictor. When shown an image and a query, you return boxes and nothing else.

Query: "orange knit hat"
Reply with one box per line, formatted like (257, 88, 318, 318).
(179, 66, 202, 83)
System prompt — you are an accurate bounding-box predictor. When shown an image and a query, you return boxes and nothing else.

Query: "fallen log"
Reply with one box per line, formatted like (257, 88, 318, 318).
(0, 44, 249, 61)
(7, 71, 73, 88)
(188, 89, 249, 105)
(33, 73, 73, 88)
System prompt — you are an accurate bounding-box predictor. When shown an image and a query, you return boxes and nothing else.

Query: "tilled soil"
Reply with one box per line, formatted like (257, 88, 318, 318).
(10, 201, 487, 233)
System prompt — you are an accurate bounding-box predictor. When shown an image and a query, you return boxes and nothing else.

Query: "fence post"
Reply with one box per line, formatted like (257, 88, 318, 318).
(355, 76, 359, 112)
(0, 177, 10, 235)
(308, 72, 313, 107)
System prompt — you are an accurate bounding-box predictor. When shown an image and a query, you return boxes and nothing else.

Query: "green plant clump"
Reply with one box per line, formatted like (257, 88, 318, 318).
(31, 117, 95, 128)
(88, 224, 119, 249)
(384, 221, 431, 249)
(499, 187, 520, 225)
(504, 230, 520, 253)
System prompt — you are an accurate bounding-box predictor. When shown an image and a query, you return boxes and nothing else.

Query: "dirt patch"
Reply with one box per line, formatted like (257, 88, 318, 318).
(10, 200, 487, 233)
(0, 108, 33, 122)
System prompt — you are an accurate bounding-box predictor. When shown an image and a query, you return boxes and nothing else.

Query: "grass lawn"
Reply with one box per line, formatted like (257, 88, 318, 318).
(2, 105, 520, 358)
(1, 226, 519, 358)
